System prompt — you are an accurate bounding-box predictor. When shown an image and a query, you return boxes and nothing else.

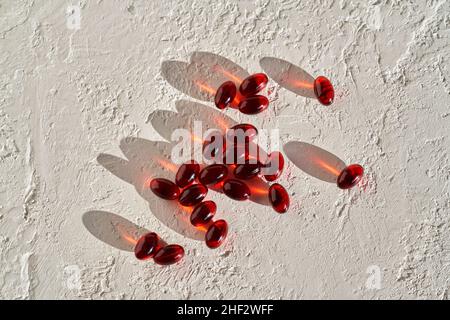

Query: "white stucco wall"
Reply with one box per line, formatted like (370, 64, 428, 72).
(0, 0, 449, 299)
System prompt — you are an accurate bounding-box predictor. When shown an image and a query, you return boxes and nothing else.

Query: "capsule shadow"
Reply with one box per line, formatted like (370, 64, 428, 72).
(97, 138, 205, 241)
(161, 51, 250, 103)
(82, 210, 150, 252)
(260, 57, 316, 99)
(283, 141, 346, 183)
(149, 99, 237, 142)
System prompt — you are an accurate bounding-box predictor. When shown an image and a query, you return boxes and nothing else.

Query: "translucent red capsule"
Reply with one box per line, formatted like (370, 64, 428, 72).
(268, 183, 290, 214)
(178, 184, 208, 206)
(223, 144, 248, 164)
(153, 244, 185, 265)
(263, 151, 285, 181)
(134, 232, 162, 260)
(223, 179, 251, 201)
(224, 137, 263, 165)
(175, 160, 200, 188)
(314, 76, 334, 106)
(238, 95, 269, 115)
(203, 135, 227, 161)
(205, 219, 228, 249)
(239, 73, 269, 96)
(150, 178, 180, 200)
(226, 123, 258, 142)
(190, 201, 216, 227)
(199, 164, 228, 186)
(234, 163, 261, 180)
(215, 81, 237, 110)
(337, 164, 364, 189)
(202, 136, 227, 155)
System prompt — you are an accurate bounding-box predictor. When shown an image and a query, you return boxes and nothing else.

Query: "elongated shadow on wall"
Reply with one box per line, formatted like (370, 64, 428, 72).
(82, 210, 150, 252)
(283, 141, 346, 183)
(96, 137, 205, 241)
(161, 51, 250, 103)
(260, 57, 316, 99)
(149, 99, 237, 141)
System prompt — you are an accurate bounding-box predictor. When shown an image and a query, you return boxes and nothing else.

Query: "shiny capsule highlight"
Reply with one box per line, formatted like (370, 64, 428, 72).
(239, 73, 269, 96)
(226, 123, 258, 142)
(337, 164, 364, 189)
(223, 144, 248, 164)
(199, 164, 228, 186)
(153, 244, 185, 265)
(150, 178, 180, 200)
(190, 201, 216, 227)
(178, 184, 208, 206)
(314, 76, 334, 106)
(203, 135, 226, 161)
(268, 183, 290, 213)
(238, 95, 269, 115)
(134, 232, 162, 260)
(215, 81, 237, 110)
(223, 179, 251, 201)
(263, 151, 285, 182)
(205, 219, 228, 249)
(175, 160, 200, 188)
(234, 163, 261, 180)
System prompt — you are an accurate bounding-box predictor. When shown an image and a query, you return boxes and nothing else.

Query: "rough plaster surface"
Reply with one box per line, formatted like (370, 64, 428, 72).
(0, 0, 449, 299)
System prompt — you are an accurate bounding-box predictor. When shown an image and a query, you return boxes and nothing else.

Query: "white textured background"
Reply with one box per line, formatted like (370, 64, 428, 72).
(1, 0, 449, 299)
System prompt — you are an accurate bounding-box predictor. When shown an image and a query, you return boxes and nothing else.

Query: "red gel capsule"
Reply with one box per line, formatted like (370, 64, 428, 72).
(239, 73, 269, 96)
(175, 160, 200, 188)
(134, 232, 162, 260)
(234, 163, 261, 180)
(224, 138, 263, 165)
(238, 95, 269, 115)
(150, 178, 180, 200)
(215, 81, 237, 110)
(178, 184, 208, 206)
(199, 164, 228, 186)
(337, 164, 364, 189)
(263, 151, 285, 181)
(226, 123, 258, 142)
(223, 144, 247, 164)
(190, 201, 216, 227)
(268, 183, 290, 213)
(205, 219, 228, 249)
(203, 135, 226, 161)
(223, 179, 251, 201)
(314, 76, 334, 106)
(153, 244, 185, 265)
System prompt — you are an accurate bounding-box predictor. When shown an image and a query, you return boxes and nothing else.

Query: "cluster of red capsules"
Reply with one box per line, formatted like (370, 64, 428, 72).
(201, 122, 289, 213)
(209, 73, 292, 215)
(215, 72, 336, 111)
(216, 72, 362, 188)
(215, 73, 270, 114)
(134, 73, 364, 265)
(151, 163, 229, 250)
(134, 232, 185, 265)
